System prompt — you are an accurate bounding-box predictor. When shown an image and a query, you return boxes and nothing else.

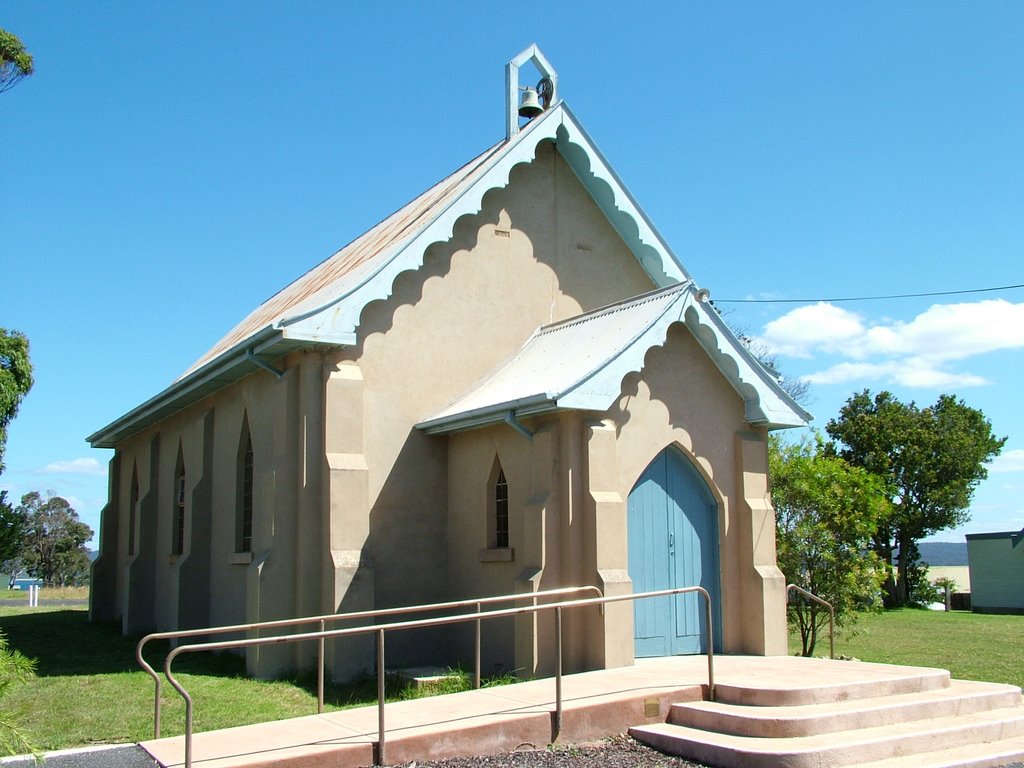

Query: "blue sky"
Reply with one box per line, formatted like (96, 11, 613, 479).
(2, 2, 1022, 546)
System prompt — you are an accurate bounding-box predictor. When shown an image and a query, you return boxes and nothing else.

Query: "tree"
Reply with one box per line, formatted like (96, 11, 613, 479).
(770, 434, 889, 656)
(0, 493, 27, 588)
(16, 492, 93, 587)
(0, 29, 33, 94)
(0, 329, 33, 475)
(740, 334, 811, 407)
(827, 390, 1006, 607)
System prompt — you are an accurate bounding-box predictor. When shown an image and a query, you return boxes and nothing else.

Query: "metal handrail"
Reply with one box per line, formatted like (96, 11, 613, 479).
(786, 583, 835, 659)
(164, 585, 714, 768)
(137, 585, 602, 738)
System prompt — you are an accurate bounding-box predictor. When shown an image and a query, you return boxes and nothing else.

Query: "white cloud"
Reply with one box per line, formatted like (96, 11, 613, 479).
(801, 361, 893, 385)
(758, 298, 1024, 389)
(801, 358, 988, 389)
(859, 301, 1024, 362)
(36, 458, 107, 476)
(989, 449, 1024, 474)
(759, 302, 865, 358)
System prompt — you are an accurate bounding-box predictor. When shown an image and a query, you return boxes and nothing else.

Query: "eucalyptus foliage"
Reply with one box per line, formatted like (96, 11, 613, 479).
(771, 435, 889, 656)
(0, 329, 33, 475)
(0, 29, 33, 94)
(16, 492, 93, 587)
(827, 390, 1005, 607)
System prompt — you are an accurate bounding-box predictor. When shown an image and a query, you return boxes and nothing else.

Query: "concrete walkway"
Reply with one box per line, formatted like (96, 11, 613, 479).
(139, 656, 969, 768)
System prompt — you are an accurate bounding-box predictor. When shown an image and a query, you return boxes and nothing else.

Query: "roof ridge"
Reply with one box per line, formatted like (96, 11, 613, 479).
(538, 281, 693, 335)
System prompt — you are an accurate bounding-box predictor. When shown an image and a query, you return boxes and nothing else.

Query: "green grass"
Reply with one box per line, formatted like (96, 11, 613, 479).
(789, 608, 1024, 690)
(0, 604, 503, 752)
(0, 586, 88, 602)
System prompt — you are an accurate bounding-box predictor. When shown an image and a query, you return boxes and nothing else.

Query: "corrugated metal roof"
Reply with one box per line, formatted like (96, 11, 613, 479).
(88, 100, 807, 449)
(419, 283, 693, 429)
(418, 282, 812, 435)
(180, 139, 508, 377)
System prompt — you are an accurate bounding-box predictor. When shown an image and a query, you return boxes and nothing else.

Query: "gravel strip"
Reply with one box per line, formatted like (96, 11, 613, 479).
(400, 736, 1024, 768)
(397, 735, 708, 768)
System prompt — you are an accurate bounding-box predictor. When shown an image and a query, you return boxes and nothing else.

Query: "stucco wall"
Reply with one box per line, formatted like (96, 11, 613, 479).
(98, 140, 656, 675)
(444, 324, 786, 675)
(328, 139, 654, 667)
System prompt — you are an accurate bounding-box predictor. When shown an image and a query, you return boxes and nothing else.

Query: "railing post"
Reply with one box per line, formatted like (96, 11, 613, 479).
(828, 605, 835, 660)
(163, 649, 194, 768)
(554, 606, 563, 739)
(318, 619, 326, 714)
(154, 679, 162, 739)
(376, 629, 386, 767)
(474, 601, 482, 689)
(702, 587, 715, 701)
(184, 694, 193, 768)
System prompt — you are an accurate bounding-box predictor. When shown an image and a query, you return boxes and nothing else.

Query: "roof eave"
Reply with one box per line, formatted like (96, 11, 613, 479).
(417, 394, 557, 436)
(87, 326, 351, 448)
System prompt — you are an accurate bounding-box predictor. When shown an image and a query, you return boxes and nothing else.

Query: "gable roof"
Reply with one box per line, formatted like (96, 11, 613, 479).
(88, 101, 806, 449)
(418, 282, 811, 435)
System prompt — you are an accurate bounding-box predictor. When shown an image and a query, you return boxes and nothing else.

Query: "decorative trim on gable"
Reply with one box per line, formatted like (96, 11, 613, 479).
(273, 103, 687, 346)
(88, 100, 791, 449)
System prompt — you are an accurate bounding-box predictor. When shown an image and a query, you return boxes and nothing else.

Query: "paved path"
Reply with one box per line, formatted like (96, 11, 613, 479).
(0, 744, 157, 768)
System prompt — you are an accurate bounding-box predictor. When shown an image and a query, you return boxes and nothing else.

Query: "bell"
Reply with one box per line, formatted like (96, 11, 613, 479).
(518, 87, 543, 119)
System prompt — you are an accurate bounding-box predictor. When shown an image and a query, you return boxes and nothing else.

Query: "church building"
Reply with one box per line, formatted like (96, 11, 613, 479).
(88, 46, 809, 680)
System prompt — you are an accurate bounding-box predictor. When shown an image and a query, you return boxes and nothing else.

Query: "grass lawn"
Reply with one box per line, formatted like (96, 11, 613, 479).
(0, 600, 1021, 753)
(790, 607, 1024, 690)
(0, 602, 492, 753)
(0, 587, 88, 602)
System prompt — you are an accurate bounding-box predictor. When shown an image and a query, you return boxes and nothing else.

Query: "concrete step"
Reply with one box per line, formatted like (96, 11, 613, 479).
(629, 706, 1024, 768)
(843, 736, 1024, 768)
(712, 665, 951, 706)
(670, 680, 1024, 738)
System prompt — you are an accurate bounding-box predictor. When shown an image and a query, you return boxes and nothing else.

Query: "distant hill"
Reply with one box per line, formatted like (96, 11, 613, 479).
(917, 541, 968, 566)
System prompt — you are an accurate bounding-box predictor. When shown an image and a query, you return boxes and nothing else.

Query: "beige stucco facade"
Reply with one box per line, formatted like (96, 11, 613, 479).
(91, 111, 802, 680)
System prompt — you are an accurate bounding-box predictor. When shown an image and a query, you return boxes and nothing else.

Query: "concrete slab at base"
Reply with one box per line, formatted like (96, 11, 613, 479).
(141, 655, 709, 768)
(141, 656, 1024, 768)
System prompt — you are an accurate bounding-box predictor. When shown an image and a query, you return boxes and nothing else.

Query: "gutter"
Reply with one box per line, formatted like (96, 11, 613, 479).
(87, 326, 284, 448)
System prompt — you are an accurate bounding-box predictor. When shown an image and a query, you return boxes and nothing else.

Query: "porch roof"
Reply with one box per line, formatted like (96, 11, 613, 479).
(417, 282, 811, 435)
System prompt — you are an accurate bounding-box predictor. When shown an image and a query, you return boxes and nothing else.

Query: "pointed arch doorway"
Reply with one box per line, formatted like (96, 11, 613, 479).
(628, 446, 722, 656)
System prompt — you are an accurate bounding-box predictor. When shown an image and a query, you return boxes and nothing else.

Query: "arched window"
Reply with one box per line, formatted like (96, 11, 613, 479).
(172, 445, 185, 556)
(128, 464, 139, 557)
(487, 458, 510, 550)
(495, 468, 509, 548)
(236, 417, 254, 553)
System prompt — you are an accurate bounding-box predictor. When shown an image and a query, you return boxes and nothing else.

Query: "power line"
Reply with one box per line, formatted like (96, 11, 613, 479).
(714, 282, 1024, 304)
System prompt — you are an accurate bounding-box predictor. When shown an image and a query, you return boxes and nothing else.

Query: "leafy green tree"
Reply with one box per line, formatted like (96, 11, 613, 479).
(0, 492, 26, 564)
(16, 492, 93, 587)
(0, 29, 34, 94)
(771, 434, 889, 655)
(0, 329, 33, 474)
(827, 390, 1005, 607)
(0, 493, 28, 588)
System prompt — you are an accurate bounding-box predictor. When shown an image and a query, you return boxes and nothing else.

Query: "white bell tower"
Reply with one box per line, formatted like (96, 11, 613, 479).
(505, 44, 559, 140)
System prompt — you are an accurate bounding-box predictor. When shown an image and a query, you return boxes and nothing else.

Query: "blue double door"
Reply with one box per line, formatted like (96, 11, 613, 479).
(627, 447, 722, 656)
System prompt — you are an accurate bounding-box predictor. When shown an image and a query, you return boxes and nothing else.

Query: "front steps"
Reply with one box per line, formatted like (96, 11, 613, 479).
(630, 661, 1024, 768)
